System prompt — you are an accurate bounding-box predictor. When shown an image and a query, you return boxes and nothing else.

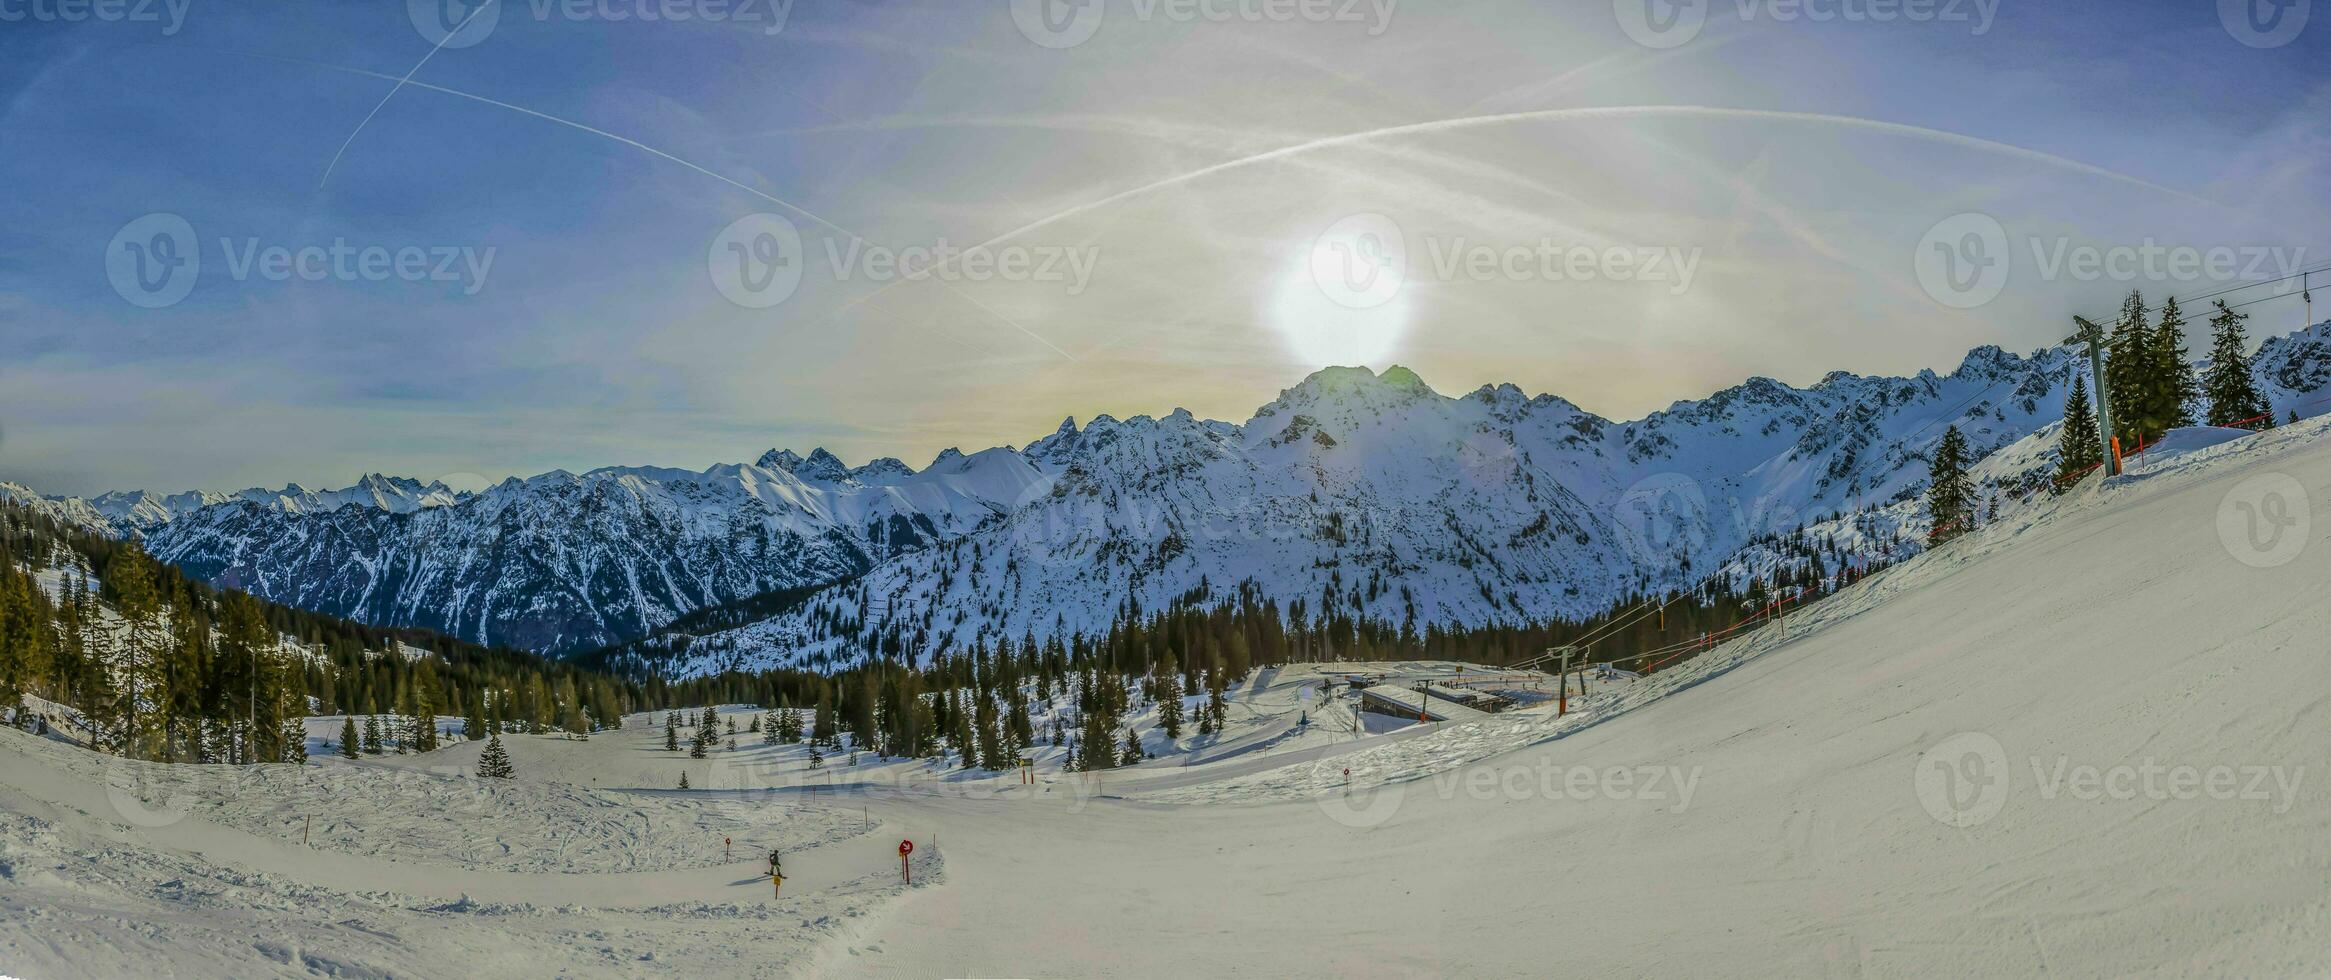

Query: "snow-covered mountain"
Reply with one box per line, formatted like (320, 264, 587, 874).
(134, 449, 1050, 654)
(13, 322, 2329, 667)
(0, 474, 468, 535)
(2249, 318, 2331, 413)
(644, 345, 2089, 673)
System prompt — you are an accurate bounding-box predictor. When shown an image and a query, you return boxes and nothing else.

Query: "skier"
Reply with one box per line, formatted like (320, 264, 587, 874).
(767, 848, 783, 880)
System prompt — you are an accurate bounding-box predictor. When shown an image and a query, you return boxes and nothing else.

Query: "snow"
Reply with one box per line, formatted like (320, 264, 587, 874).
(0, 715, 932, 978)
(836, 415, 2331, 977)
(5, 412, 2331, 976)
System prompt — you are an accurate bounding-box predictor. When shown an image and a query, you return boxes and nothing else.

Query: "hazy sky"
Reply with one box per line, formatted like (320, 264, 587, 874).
(3, 0, 2327, 495)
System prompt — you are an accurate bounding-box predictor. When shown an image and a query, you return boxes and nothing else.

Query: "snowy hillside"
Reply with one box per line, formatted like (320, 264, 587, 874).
(849, 411, 2331, 976)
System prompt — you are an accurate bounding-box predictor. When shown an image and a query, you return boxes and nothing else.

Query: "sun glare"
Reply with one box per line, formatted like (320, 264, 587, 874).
(1269, 215, 1412, 369)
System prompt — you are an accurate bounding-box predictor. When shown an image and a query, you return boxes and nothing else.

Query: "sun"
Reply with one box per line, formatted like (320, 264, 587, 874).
(1267, 216, 1413, 369)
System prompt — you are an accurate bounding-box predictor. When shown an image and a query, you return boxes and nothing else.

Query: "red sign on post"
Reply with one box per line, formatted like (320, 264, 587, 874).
(898, 840, 914, 857)
(898, 839, 914, 885)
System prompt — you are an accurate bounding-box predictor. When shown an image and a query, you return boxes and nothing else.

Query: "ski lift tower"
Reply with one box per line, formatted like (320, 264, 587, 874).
(2066, 315, 2121, 477)
(1549, 645, 1580, 716)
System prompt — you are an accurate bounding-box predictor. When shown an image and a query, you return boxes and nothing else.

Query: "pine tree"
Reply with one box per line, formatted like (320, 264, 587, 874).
(362, 715, 384, 755)
(340, 716, 361, 759)
(1205, 665, 1228, 731)
(664, 712, 680, 752)
(1121, 728, 1144, 766)
(678, 771, 690, 789)
(2057, 373, 2105, 486)
(410, 687, 439, 754)
(2154, 295, 2198, 429)
(1926, 426, 1974, 545)
(1154, 655, 1183, 740)
(806, 743, 824, 769)
(2103, 290, 2150, 447)
(2202, 300, 2271, 428)
(280, 720, 308, 763)
(108, 550, 162, 756)
(812, 690, 838, 748)
(951, 691, 975, 766)
(475, 733, 514, 778)
(975, 694, 1007, 771)
(1005, 693, 1033, 753)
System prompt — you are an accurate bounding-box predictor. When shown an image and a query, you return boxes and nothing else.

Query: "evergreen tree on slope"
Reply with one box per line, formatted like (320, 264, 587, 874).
(2057, 373, 2106, 486)
(2202, 300, 2272, 428)
(1926, 425, 1975, 545)
(476, 733, 515, 778)
(2153, 296, 2198, 430)
(2104, 290, 2153, 446)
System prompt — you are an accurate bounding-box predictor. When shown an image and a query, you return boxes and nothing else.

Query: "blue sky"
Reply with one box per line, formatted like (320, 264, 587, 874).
(2, 0, 2327, 494)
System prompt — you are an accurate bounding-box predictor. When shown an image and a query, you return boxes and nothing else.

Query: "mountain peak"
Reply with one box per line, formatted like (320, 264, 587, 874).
(1022, 417, 1086, 463)
(852, 457, 916, 482)
(1272, 364, 1439, 410)
(794, 448, 853, 483)
(1953, 345, 2023, 380)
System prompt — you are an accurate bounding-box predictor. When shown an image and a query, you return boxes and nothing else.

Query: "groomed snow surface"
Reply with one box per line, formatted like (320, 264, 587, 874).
(5, 419, 2331, 977)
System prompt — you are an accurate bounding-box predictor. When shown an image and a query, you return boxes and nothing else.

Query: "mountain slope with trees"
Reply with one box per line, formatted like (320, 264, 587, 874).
(0, 501, 640, 762)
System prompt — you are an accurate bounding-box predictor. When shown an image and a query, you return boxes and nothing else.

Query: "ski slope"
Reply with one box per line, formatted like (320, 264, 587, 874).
(846, 417, 2331, 977)
(2, 418, 2328, 977)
